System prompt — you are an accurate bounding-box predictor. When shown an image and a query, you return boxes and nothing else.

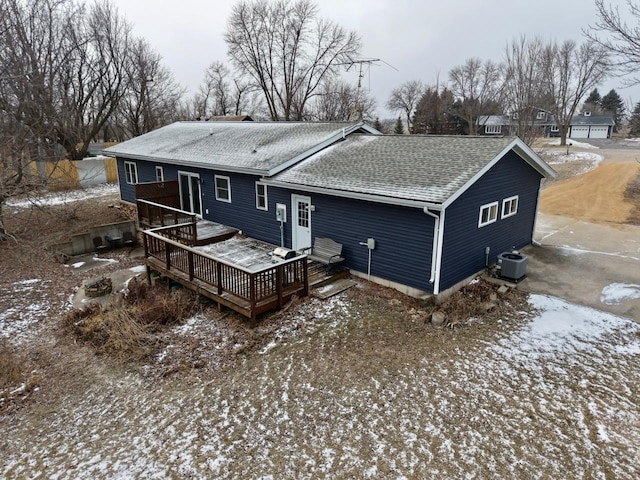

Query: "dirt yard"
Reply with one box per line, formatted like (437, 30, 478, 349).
(538, 144, 640, 225)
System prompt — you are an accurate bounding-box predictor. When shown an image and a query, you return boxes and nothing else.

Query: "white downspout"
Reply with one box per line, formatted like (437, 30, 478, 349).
(423, 206, 440, 284)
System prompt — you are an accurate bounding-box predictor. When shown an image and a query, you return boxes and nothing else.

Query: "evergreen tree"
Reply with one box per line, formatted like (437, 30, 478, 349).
(629, 101, 640, 137)
(601, 89, 625, 130)
(583, 88, 602, 113)
(394, 116, 404, 134)
(585, 88, 601, 106)
(373, 117, 384, 133)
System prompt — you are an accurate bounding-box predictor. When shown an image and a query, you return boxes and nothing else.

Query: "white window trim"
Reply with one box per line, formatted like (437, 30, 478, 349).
(550, 125, 559, 132)
(537, 111, 546, 120)
(215, 175, 231, 203)
(501, 195, 519, 219)
(478, 201, 499, 228)
(255, 182, 268, 211)
(124, 161, 138, 185)
(155, 166, 164, 182)
(485, 125, 502, 134)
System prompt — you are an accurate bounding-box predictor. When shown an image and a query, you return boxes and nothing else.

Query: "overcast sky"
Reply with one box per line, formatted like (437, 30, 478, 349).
(111, 0, 639, 117)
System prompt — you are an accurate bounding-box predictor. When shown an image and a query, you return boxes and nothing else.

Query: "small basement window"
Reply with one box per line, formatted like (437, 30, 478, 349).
(124, 161, 138, 185)
(255, 182, 268, 210)
(155, 166, 164, 182)
(502, 195, 519, 219)
(485, 125, 502, 134)
(478, 201, 498, 227)
(215, 175, 231, 202)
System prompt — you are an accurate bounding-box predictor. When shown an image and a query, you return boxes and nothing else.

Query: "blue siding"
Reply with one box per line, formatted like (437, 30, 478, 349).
(439, 151, 543, 290)
(267, 189, 435, 293)
(117, 157, 435, 292)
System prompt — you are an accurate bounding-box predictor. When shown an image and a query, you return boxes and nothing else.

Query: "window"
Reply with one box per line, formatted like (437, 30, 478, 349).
(215, 175, 231, 202)
(550, 125, 559, 132)
(155, 166, 164, 182)
(537, 111, 546, 120)
(124, 161, 138, 185)
(502, 196, 519, 219)
(478, 202, 498, 227)
(255, 182, 268, 210)
(485, 125, 502, 134)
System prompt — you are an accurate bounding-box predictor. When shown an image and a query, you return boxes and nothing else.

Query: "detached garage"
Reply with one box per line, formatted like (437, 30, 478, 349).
(568, 114, 614, 139)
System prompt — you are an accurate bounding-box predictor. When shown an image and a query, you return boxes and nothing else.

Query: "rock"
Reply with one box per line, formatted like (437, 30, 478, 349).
(431, 311, 447, 326)
(482, 302, 497, 312)
(389, 298, 402, 306)
(489, 292, 498, 302)
(497, 285, 509, 294)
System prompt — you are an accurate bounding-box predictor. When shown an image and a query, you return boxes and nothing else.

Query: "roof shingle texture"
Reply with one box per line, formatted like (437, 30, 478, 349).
(272, 134, 516, 204)
(103, 121, 358, 173)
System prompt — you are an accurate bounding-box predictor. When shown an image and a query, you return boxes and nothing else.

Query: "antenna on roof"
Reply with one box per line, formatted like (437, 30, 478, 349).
(335, 56, 398, 121)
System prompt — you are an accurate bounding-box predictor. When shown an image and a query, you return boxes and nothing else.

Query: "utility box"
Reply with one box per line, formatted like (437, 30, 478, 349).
(497, 252, 528, 282)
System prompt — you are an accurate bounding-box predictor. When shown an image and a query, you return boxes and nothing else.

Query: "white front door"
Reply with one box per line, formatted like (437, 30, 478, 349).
(292, 194, 312, 251)
(178, 171, 202, 216)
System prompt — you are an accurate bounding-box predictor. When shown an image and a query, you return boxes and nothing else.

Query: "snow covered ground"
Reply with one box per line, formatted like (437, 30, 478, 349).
(2, 293, 639, 479)
(543, 138, 599, 149)
(541, 150, 604, 174)
(6, 184, 119, 210)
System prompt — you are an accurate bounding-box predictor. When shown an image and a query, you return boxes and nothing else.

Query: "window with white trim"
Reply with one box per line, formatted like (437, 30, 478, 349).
(501, 195, 519, 219)
(485, 125, 502, 134)
(478, 201, 498, 227)
(124, 161, 138, 185)
(155, 166, 164, 182)
(537, 111, 546, 120)
(215, 175, 231, 202)
(255, 182, 268, 210)
(550, 125, 559, 132)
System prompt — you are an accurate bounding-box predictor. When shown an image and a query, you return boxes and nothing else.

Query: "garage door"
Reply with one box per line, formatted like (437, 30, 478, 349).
(570, 126, 589, 138)
(589, 126, 609, 139)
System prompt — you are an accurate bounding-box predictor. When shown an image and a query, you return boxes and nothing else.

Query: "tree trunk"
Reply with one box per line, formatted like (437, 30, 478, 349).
(559, 124, 569, 146)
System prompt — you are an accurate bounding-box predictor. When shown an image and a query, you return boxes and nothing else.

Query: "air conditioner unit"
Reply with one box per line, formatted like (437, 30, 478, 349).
(497, 252, 528, 282)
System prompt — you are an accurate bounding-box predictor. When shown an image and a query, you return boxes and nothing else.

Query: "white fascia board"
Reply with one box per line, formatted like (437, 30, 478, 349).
(442, 138, 556, 209)
(262, 179, 443, 210)
(266, 122, 380, 177)
(107, 153, 270, 176)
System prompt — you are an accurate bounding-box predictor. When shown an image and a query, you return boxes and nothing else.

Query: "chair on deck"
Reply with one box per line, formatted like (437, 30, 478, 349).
(302, 237, 345, 274)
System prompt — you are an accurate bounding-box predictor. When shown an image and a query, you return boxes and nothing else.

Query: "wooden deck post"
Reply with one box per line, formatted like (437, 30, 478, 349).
(216, 261, 222, 295)
(276, 265, 283, 309)
(165, 242, 171, 270)
(188, 250, 194, 281)
(303, 258, 309, 297)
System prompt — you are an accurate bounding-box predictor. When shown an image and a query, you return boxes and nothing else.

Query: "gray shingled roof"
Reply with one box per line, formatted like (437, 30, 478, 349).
(269, 134, 536, 204)
(103, 121, 368, 175)
(570, 114, 615, 126)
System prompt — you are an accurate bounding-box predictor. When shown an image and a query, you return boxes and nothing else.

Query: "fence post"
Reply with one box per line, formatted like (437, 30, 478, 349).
(302, 257, 309, 297)
(165, 241, 171, 270)
(277, 265, 283, 309)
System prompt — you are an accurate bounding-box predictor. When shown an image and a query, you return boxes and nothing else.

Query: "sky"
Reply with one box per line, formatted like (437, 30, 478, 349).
(110, 0, 640, 117)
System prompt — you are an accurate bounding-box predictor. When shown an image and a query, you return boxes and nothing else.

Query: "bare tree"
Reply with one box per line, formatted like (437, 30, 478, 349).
(115, 38, 185, 138)
(449, 59, 503, 135)
(308, 78, 376, 121)
(543, 40, 609, 145)
(587, 0, 640, 86)
(502, 37, 550, 145)
(386, 80, 424, 134)
(224, 0, 361, 121)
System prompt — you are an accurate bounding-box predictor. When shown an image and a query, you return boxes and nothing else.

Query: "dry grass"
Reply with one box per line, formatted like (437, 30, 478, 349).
(61, 285, 205, 362)
(0, 342, 23, 388)
(624, 171, 640, 225)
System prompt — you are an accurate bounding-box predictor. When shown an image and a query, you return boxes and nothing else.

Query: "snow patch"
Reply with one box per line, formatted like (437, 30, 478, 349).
(600, 283, 640, 305)
(6, 184, 119, 210)
(544, 138, 599, 149)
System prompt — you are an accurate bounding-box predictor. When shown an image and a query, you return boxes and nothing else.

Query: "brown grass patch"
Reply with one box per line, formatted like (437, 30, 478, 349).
(624, 171, 640, 225)
(61, 285, 204, 362)
(432, 279, 530, 325)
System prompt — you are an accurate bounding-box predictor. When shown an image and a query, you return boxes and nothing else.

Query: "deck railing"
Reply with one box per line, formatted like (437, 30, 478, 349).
(143, 230, 308, 323)
(137, 199, 197, 232)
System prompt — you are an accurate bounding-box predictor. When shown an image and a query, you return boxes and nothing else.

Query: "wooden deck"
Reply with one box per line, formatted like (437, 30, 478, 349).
(137, 199, 237, 246)
(143, 229, 308, 325)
